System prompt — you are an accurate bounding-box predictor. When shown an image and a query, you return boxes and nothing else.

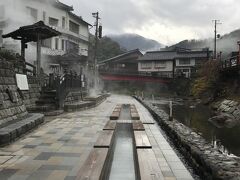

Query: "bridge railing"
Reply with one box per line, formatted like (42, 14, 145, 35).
(98, 69, 173, 79)
(221, 55, 240, 69)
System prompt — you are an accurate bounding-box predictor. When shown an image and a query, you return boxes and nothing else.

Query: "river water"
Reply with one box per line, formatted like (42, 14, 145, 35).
(154, 99, 240, 157)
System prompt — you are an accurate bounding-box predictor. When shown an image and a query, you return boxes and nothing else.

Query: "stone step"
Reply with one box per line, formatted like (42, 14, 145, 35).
(36, 99, 56, 105)
(27, 104, 56, 112)
(0, 113, 44, 146)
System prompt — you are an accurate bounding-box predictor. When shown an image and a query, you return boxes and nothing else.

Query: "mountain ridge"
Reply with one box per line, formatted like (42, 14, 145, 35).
(108, 33, 163, 52)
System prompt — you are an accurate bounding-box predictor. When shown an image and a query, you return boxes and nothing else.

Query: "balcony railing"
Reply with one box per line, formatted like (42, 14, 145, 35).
(53, 26, 89, 42)
(221, 55, 240, 69)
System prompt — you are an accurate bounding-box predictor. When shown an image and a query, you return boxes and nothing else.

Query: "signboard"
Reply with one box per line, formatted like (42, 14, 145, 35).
(82, 82, 85, 88)
(81, 75, 84, 81)
(16, 74, 29, 90)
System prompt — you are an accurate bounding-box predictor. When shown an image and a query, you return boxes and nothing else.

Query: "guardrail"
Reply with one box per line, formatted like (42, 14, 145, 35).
(98, 70, 174, 78)
(12, 59, 36, 76)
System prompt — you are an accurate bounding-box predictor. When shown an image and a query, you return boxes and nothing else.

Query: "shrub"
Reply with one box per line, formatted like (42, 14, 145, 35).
(0, 49, 17, 60)
(191, 60, 221, 97)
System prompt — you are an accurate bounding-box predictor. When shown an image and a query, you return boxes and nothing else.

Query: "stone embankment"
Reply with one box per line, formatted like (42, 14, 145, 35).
(0, 59, 44, 146)
(209, 99, 240, 128)
(134, 96, 240, 180)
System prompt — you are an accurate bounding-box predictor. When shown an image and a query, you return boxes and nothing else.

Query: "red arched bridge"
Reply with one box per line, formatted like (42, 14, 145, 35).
(99, 71, 172, 84)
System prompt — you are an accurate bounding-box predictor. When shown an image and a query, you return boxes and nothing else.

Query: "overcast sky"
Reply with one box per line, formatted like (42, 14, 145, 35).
(61, 0, 240, 45)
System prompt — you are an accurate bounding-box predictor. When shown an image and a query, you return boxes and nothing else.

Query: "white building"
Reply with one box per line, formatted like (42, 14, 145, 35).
(138, 48, 211, 78)
(138, 51, 175, 78)
(0, 0, 91, 71)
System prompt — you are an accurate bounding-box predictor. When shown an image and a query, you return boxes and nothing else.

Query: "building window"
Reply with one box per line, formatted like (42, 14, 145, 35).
(141, 62, 152, 69)
(61, 39, 65, 51)
(26, 7, 38, 21)
(41, 38, 51, 48)
(69, 20, 79, 34)
(55, 38, 59, 50)
(179, 59, 191, 65)
(62, 17, 65, 29)
(43, 11, 46, 22)
(67, 41, 79, 54)
(49, 17, 59, 27)
(155, 61, 166, 68)
(0, 5, 5, 19)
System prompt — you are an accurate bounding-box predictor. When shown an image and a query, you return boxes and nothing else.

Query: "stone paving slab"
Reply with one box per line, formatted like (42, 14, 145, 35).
(0, 95, 193, 180)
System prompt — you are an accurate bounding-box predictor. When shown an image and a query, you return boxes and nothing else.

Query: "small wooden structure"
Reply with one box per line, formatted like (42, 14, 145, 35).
(2, 21, 61, 76)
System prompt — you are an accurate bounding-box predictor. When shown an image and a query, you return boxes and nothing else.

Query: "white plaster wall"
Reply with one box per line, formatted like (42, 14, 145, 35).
(175, 58, 195, 67)
(1, 0, 89, 56)
(138, 61, 173, 72)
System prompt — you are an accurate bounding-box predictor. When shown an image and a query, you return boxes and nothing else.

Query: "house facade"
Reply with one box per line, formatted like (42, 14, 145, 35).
(0, 0, 90, 73)
(98, 49, 143, 75)
(138, 48, 211, 78)
(138, 51, 175, 78)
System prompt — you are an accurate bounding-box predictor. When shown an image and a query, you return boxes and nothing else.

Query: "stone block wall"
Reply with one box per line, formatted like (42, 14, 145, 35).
(210, 99, 240, 127)
(0, 59, 27, 127)
(64, 91, 87, 104)
(22, 76, 41, 109)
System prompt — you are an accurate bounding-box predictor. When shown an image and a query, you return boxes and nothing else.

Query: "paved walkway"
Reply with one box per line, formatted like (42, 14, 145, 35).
(0, 95, 193, 180)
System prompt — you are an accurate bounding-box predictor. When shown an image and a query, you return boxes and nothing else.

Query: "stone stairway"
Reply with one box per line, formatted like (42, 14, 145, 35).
(28, 89, 63, 116)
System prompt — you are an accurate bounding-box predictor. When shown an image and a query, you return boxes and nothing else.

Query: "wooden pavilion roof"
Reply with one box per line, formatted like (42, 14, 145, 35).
(2, 21, 61, 43)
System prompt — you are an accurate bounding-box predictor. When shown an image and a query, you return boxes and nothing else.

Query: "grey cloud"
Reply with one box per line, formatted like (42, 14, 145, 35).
(61, 0, 240, 43)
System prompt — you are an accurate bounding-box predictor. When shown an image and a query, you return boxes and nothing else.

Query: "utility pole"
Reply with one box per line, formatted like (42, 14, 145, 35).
(212, 20, 221, 60)
(92, 12, 100, 89)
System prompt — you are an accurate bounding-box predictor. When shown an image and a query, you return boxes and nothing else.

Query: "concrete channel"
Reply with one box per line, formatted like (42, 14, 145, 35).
(108, 104, 137, 180)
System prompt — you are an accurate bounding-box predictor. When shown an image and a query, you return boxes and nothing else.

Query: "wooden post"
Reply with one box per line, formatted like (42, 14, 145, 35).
(36, 34, 41, 77)
(238, 41, 240, 66)
(152, 94, 155, 102)
(169, 101, 173, 121)
(21, 40, 26, 60)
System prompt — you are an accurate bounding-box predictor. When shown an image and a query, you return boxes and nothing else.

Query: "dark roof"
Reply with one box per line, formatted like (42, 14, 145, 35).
(177, 52, 210, 58)
(50, 52, 87, 64)
(2, 21, 61, 43)
(55, 1, 91, 26)
(99, 49, 143, 64)
(139, 50, 210, 61)
(55, 0, 73, 11)
(138, 51, 177, 61)
(69, 12, 92, 26)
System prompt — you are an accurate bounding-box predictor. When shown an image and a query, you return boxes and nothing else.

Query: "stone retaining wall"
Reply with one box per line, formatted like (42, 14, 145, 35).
(134, 96, 240, 180)
(64, 91, 87, 104)
(210, 99, 240, 128)
(64, 94, 110, 112)
(22, 76, 41, 109)
(0, 59, 27, 127)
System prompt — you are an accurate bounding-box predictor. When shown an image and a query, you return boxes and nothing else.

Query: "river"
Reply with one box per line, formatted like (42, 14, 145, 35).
(153, 98, 240, 157)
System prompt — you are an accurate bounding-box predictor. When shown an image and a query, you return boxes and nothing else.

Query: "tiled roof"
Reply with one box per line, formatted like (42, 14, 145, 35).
(138, 50, 209, 61)
(99, 49, 143, 64)
(138, 51, 177, 61)
(177, 52, 209, 58)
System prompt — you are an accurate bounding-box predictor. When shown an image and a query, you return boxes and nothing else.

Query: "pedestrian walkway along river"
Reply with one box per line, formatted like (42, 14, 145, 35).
(0, 95, 193, 180)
